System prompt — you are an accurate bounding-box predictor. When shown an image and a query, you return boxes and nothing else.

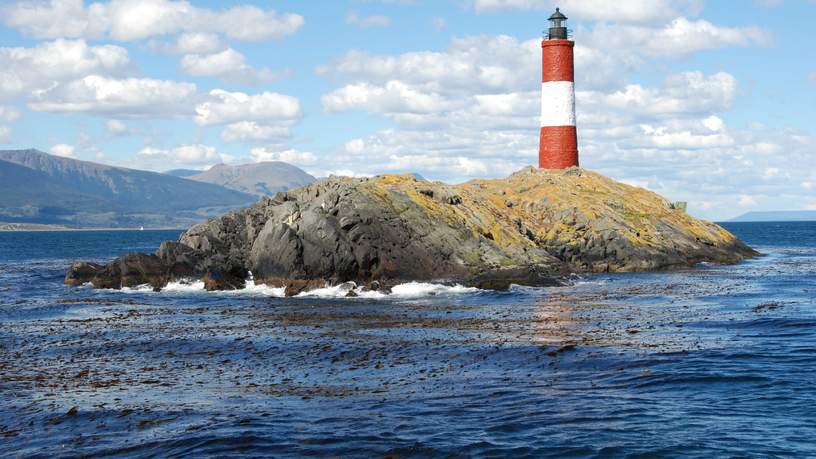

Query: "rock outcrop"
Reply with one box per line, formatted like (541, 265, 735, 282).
(66, 167, 757, 294)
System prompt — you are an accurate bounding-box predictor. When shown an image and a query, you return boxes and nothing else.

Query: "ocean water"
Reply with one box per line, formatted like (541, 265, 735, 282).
(0, 222, 814, 457)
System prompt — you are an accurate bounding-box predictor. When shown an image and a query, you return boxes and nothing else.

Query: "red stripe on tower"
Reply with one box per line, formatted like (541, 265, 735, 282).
(539, 8, 578, 169)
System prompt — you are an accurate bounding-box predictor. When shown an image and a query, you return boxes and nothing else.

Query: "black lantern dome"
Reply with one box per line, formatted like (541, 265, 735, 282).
(547, 7, 568, 40)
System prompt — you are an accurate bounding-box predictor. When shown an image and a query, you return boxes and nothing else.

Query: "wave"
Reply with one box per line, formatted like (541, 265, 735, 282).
(295, 281, 481, 299)
(111, 275, 286, 297)
(99, 277, 484, 300)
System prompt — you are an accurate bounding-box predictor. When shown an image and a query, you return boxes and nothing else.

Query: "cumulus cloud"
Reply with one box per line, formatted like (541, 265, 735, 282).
(317, 36, 539, 94)
(345, 12, 392, 28)
(50, 143, 77, 158)
(585, 18, 770, 56)
(29, 75, 197, 118)
(2, 0, 304, 42)
(738, 195, 757, 207)
(174, 32, 225, 54)
(249, 147, 318, 165)
(581, 72, 737, 117)
(136, 143, 226, 168)
(106, 119, 128, 135)
(0, 39, 130, 98)
(194, 89, 301, 126)
(220, 121, 291, 143)
(180, 48, 285, 86)
(323, 81, 456, 115)
(149, 32, 226, 55)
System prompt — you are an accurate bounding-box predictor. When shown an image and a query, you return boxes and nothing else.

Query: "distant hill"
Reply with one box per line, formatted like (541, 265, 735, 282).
(0, 149, 257, 228)
(164, 168, 202, 178)
(187, 162, 315, 197)
(730, 210, 816, 222)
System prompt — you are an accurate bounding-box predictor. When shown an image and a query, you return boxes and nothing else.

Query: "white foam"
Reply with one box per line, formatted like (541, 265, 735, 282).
(295, 282, 386, 299)
(161, 280, 206, 292)
(388, 281, 481, 298)
(99, 273, 483, 300)
(117, 279, 204, 294)
(240, 277, 286, 297)
(118, 284, 156, 293)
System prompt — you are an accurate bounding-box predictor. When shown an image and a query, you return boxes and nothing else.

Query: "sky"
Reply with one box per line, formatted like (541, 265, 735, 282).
(0, 0, 814, 220)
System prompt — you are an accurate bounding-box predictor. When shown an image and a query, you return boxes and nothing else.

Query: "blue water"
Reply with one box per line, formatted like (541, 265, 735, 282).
(0, 222, 815, 457)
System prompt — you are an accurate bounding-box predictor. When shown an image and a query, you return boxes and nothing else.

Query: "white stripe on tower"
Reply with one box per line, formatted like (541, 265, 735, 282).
(540, 81, 576, 127)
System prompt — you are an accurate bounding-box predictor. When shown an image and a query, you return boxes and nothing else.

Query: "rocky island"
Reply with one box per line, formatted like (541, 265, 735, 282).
(65, 167, 757, 295)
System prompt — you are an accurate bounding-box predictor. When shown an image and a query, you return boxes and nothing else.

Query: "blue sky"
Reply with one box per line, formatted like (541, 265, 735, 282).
(0, 0, 814, 220)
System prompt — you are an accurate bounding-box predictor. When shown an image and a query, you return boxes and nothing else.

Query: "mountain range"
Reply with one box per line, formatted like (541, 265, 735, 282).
(0, 149, 314, 228)
(185, 162, 315, 197)
(729, 210, 816, 222)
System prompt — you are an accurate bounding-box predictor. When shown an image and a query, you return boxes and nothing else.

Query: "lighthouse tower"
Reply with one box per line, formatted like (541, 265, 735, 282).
(539, 8, 578, 169)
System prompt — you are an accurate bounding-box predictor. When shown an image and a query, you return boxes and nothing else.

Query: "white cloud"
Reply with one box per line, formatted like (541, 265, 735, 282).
(180, 48, 284, 86)
(0, 106, 22, 122)
(323, 81, 455, 115)
(2, 0, 304, 42)
(106, 119, 128, 135)
(632, 123, 734, 150)
(317, 36, 540, 94)
(149, 32, 226, 55)
(51, 143, 77, 158)
(194, 89, 301, 126)
(585, 18, 769, 57)
(0, 39, 130, 98)
(174, 32, 225, 54)
(738, 195, 756, 207)
(221, 122, 291, 143)
(471, 0, 703, 23)
(136, 143, 226, 168)
(345, 12, 392, 28)
(702, 115, 724, 132)
(809, 72, 816, 84)
(249, 147, 318, 165)
(581, 72, 737, 117)
(29, 75, 197, 118)
(0, 126, 11, 143)
(432, 17, 447, 31)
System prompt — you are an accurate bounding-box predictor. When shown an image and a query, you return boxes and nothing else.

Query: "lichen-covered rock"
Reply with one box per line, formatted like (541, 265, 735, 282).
(68, 167, 758, 293)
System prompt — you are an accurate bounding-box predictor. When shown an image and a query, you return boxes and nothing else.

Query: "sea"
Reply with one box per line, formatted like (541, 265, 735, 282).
(0, 222, 814, 458)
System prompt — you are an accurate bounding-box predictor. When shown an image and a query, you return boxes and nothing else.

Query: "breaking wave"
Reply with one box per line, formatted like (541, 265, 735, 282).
(110, 276, 483, 299)
(295, 281, 481, 299)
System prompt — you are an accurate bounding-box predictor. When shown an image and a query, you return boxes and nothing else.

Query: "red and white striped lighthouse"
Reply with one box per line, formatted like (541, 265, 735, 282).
(539, 8, 578, 169)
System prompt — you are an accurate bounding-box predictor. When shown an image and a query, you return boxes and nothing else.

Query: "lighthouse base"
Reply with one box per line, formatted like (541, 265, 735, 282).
(539, 126, 578, 169)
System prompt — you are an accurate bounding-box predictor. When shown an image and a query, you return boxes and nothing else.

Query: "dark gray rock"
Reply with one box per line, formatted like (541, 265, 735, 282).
(64, 261, 104, 286)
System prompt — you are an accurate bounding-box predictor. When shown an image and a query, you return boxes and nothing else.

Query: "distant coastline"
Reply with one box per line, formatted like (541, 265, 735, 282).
(0, 223, 183, 232)
(729, 210, 816, 223)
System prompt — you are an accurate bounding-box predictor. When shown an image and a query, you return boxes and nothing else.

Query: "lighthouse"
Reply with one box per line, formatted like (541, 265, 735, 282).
(539, 8, 578, 169)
